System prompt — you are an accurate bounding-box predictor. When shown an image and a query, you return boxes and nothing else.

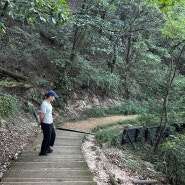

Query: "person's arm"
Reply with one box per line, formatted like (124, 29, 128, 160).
(38, 112, 45, 126)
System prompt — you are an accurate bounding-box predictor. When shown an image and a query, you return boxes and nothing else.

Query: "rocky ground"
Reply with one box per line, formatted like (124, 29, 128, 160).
(82, 134, 166, 185)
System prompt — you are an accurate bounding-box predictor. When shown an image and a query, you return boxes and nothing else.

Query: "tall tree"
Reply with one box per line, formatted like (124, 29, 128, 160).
(147, 0, 185, 151)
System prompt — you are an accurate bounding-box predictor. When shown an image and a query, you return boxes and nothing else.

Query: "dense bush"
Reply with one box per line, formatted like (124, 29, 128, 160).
(95, 127, 121, 146)
(157, 135, 185, 185)
(137, 113, 160, 127)
(106, 101, 147, 115)
(0, 94, 18, 118)
(84, 100, 147, 118)
(83, 107, 106, 118)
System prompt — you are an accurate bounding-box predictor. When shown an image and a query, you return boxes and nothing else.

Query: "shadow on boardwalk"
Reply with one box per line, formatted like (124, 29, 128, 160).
(0, 130, 97, 185)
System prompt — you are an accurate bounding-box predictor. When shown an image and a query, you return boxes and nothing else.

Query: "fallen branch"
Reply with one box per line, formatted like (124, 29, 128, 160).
(0, 81, 33, 88)
(0, 67, 28, 81)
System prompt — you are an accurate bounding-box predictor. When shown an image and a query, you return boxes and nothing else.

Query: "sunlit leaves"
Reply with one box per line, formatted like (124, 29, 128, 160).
(0, 24, 6, 36)
(148, 0, 185, 39)
(147, 0, 184, 10)
(161, 4, 185, 38)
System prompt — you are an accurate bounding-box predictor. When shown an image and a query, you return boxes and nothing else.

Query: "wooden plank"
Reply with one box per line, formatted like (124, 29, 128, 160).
(122, 127, 145, 148)
(133, 179, 158, 184)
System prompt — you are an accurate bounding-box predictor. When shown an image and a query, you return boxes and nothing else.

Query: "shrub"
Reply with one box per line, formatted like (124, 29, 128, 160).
(83, 107, 106, 118)
(137, 113, 160, 127)
(84, 101, 147, 118)
(106, 100, 147, 115)
(0, 94, 18, 118)
(95, 128, 121, 146)
(92, 123, 115, 133)
(157, 134, 185, 185)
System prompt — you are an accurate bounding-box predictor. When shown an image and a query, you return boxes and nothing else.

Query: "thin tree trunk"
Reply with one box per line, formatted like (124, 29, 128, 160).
(64, 27, 89, 74)
(154, 46, 185, 152)
(124, 35, 132, 99)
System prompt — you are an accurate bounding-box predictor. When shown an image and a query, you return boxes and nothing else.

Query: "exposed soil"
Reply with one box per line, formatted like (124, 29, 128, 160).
(61, 115, 138, 132)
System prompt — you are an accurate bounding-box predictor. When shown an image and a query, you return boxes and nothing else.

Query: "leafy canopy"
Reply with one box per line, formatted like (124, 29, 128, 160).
(148, 0, 185, 39)
(0, 0, 70, 35)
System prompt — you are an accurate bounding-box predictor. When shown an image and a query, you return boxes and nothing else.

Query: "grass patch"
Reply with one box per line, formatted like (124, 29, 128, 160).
(95, 127, 122, 147)
(92, 123, 116, 133)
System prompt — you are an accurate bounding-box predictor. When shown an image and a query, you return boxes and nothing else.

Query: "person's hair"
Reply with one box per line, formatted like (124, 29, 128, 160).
(45, 93, 50, 98)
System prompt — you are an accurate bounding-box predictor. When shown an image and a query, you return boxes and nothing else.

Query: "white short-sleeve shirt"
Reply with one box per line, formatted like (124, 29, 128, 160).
(40, 100, 53, 124)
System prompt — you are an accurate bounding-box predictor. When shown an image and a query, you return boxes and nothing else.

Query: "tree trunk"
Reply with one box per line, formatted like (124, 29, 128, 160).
(124, 35, 132, 99)
(64, 27, 89, 74)
(154, 45, 185, 152)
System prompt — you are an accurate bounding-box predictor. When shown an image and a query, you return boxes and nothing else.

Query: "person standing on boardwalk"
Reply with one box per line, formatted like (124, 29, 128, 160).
(38, 90, 59, 156)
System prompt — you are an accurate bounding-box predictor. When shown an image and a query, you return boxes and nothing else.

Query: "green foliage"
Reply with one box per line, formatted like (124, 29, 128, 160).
(92, 123, 115, 133)
(148, 0, 185, 39)
(0, 0, 70, 35)
(73, 58, 121, 94)
(138, 113, 160, 127)
(157, 134, 185, 184)
(168, 76, 185, 119)
(119, 118, 140, 127)
(84, 101, 147, 118)
(1, 1, 185, 182)
(123, 154, 147, 173)
(38, 79, 48, 87)
(147, 0, 184, 10)
(106, 101, 147, 115)
(95, 127, 120, 146)
(0, 26, 45, 61)
(0, 94, 18, 118)
(0, 24, 6, 36)
(83, 107, 106, 118)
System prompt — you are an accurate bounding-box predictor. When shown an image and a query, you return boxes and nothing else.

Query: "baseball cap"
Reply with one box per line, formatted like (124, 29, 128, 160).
(45, 90, 59, 98)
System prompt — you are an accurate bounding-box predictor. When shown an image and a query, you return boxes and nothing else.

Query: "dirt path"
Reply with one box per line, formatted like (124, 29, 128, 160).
(60, 115, 138, 132)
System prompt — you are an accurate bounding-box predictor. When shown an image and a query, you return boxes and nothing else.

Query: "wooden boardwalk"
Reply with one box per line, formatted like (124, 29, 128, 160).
(0, 130, 97, 185)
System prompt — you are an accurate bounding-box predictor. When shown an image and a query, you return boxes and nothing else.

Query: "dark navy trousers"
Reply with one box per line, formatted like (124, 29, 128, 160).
(40, 123, 56, 154)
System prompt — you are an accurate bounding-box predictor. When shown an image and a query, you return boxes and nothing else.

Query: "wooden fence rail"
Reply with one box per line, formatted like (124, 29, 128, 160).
(122, 123, 185, 148)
